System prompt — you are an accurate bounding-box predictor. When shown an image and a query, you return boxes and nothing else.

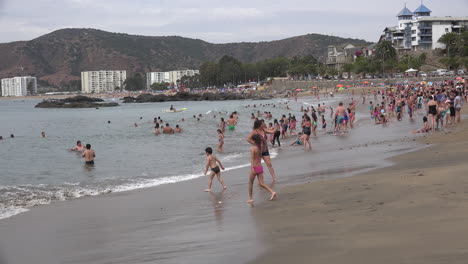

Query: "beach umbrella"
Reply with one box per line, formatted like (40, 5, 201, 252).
(345, 85, 351, 88)
(363, 81, 369, 84)
(456, 76, 462, 80)
(428, 82, 433, 86)
(295, 88, 302, 91)
(338, 87, 344, 91)
(336, 84, 344, 87)
(312, 86, 318, 89)
(404, 80, 409, 84)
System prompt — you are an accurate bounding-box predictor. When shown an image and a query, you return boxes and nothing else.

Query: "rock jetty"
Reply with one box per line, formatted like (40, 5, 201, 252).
(122, 92, 272, 103)
(35, 96, 119, 108)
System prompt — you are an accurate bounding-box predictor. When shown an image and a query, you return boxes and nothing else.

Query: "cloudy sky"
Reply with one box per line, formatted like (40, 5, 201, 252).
(0, 0, 467, 44)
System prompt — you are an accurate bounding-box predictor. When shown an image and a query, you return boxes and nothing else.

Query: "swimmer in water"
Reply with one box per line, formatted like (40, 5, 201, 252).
(155, 123, 160, 135)
(227, 115, 237, 130)
(70, 140, 85, 152)
(175, 125, 183, 133)
(217, 129, 224, 152)
(203, 147, 226, 192)
(41, 132, 46, 138)
(82, 144, 95, 165)
(163, 123, 174, 134)
(246, 134, 276, 203)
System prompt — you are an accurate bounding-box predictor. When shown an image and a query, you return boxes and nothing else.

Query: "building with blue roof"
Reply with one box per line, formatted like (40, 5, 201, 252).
(381, 3, 468, 51)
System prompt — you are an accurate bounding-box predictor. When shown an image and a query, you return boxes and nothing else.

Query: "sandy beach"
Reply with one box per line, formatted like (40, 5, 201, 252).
(251, 111, 468, 264)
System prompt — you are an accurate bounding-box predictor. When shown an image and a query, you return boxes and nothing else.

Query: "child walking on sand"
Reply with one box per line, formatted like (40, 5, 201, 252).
(204, 147, 227, 192)
(247, 134, 276, 203)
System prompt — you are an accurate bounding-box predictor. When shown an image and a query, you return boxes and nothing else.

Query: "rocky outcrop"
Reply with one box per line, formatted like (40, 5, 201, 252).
(35, 96, 118, 108)
(122, 92, 273, 103)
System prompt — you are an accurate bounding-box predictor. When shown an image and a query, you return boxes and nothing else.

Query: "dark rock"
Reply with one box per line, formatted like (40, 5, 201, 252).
(122, 91, 269, 103)
(35, 96, 118, 108)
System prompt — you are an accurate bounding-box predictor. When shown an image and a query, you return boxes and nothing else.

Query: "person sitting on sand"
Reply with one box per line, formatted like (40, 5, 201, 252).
(82, 144, 96, 165)
(247, 134, 276, 203)
(290, 132, 304, 146)
(70, 140, 85, 152)
(412, 116, 430, 133)
(163, 123, 174, 134)
(203, 147, 226, 192)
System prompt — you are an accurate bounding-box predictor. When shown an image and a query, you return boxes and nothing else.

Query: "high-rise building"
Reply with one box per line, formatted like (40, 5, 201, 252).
(381, 4, 468, 51)
(81, 70, 126, 93)
(1, 76, 37, 97)
(146, 69, 199, 89)
(146, 72, 170, 89)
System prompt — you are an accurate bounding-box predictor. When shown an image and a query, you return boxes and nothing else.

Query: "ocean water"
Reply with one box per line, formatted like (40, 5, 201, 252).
(1, 96, 339, 219)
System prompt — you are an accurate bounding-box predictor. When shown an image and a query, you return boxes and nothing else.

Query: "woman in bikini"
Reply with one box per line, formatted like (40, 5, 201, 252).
(301, 115, 312, 151)
(217, 129, 224, 152)
(246, 134, 276, 203)
(246, 120, 278, 182)
(427, 95, 438, 132)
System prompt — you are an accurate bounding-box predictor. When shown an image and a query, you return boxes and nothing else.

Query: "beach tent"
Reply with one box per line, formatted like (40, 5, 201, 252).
(405, 68, 418, 73)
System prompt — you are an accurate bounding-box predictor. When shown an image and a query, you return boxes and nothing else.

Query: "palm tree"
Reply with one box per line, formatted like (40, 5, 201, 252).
(374, 40, 397, 74)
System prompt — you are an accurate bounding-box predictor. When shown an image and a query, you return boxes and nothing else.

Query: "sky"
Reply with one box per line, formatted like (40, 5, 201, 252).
(0, 0, 467, 44)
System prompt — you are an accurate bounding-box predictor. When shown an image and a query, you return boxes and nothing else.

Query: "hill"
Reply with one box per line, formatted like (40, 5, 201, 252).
(0, 28, 372, 86)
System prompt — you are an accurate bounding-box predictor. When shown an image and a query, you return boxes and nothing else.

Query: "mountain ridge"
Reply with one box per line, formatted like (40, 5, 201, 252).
(0, 28, 373, 86)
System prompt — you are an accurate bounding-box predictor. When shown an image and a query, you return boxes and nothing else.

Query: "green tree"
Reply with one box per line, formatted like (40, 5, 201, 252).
(151, 82, 170, 91)
(27, 81, 35, 95)
(438, 32, 459, 57)
(342, 63, 354, 78)
(124, 73, 145, 91)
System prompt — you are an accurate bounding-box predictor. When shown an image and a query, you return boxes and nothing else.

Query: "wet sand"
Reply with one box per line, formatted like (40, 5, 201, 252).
(251, 113, 468, 263)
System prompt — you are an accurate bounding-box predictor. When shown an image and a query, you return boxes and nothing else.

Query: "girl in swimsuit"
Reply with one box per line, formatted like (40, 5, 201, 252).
(246, 134, 276, 203)
(272, 119, 281, 146)
(217, 129, 224, 152)
(289, 116, 297, 136)
(246, 120, 277, 182)
(311, 112, 318, 137)
(220, 118, 226, 133)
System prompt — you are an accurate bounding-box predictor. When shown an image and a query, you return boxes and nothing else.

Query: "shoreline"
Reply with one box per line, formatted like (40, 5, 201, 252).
(250, 111, 468, 263)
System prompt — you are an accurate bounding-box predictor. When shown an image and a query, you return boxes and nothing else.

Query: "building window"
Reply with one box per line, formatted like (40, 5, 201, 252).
(412, 37, 416, 41)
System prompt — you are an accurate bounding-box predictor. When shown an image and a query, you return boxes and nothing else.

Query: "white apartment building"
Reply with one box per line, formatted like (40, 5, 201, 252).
(146, 69, 199, 89)
(81, 70, 126, 93)
(1, 76, 37, 97)
(382, 4, 468, 51)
